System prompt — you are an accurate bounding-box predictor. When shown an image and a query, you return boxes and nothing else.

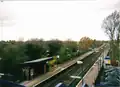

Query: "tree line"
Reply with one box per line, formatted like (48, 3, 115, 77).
(0, 37, 103, 82)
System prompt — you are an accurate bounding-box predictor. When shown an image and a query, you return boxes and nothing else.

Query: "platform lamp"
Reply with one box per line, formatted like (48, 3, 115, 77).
(46, 50, 49, 57)
(56, 55, 60, 68)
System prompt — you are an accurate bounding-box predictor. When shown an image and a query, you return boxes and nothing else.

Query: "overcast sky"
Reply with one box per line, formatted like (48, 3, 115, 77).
(0, 0, 120, 41)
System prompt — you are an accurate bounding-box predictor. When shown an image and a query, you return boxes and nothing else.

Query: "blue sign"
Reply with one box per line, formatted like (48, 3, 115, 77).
(104, 56, 111, 64)
(105, 56, 110, 59)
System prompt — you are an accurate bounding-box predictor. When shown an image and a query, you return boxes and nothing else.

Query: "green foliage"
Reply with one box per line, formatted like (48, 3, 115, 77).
(25, 43, 45, 60)
(58, 41, 78, 63)
(0, 42, 28, 81)
(47, 40, 63, 56)
(58, 47, 68, 63)
(0, 39, 102, 82)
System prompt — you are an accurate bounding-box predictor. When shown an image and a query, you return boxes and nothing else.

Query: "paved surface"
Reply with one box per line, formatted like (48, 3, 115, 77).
(76, 45, 109, 87)
(20, 45, 104, 87)
(76, 57, 101, 87)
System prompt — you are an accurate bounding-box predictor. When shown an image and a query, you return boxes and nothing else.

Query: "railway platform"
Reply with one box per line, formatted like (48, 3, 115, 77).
(20, 51, 94, 87)
(20, 44, 104, 87)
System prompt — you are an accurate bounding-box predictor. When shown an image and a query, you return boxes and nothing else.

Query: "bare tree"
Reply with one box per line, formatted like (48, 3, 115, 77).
(102, 11, 120, 60)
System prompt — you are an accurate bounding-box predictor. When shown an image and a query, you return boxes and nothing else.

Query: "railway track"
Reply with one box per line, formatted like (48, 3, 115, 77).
(67, 50, 102, 87)
(36, 48, 104, 87)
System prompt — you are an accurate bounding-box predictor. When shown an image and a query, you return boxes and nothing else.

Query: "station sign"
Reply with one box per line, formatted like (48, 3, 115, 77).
(104, 56, 111, 64)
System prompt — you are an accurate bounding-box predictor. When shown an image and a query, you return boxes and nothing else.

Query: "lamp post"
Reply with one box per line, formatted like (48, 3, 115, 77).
(46, 50, 49, 57)
(77, 61, 83, 85)
(56, 55, 60, 68)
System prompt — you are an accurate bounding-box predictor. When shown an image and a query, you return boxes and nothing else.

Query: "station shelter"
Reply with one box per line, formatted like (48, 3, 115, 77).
(20, 57, 53, 80)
